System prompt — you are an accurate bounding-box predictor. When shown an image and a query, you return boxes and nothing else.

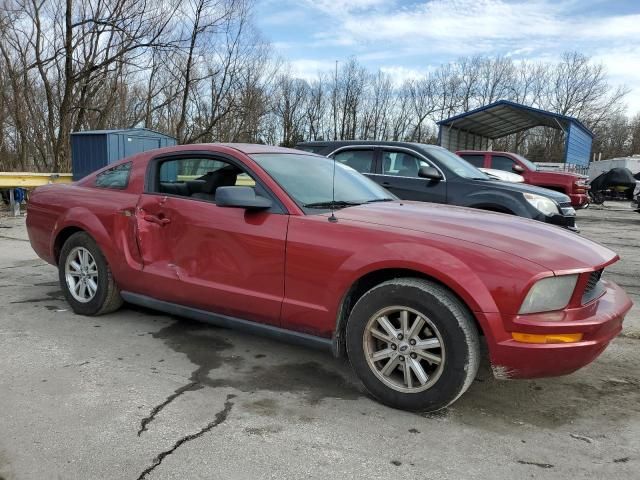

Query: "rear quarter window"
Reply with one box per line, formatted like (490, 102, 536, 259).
(95, 162, 132, 189)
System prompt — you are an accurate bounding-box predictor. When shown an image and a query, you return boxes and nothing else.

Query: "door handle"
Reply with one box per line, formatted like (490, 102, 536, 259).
(143, 214, 171, 226)
(381, 181, 391, 186)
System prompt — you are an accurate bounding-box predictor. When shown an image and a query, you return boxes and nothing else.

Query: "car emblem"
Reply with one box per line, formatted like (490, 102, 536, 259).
(399, 345, 408, 352)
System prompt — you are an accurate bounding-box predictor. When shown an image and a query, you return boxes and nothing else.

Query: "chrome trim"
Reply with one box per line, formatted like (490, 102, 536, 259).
(326, 145, 447, 182)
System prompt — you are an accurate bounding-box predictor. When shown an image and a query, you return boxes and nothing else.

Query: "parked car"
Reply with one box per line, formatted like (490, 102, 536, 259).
(478, 168, 524, 183)
(630, 172, 639, 212)
(296, 141, 578, 232)
(456, 150, 589, 208)
(27, 144, 632, 411)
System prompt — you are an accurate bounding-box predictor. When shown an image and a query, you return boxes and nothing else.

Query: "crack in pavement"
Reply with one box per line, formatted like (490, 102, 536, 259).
(137, 381, 203, 436)
(136, 394, 235, 480)
(517, 460, 554, 469)
(136, 320, 233, 436)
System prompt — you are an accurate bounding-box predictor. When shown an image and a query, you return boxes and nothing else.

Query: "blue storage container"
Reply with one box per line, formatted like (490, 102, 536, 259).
(71, 128, 177, 180)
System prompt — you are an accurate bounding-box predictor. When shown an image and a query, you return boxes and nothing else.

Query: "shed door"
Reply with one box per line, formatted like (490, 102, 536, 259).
(124, 136, 161, 157)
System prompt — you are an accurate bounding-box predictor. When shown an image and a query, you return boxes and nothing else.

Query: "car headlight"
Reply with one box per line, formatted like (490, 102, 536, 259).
(519, 274, 579, 314)
(523, 193, 560, 216)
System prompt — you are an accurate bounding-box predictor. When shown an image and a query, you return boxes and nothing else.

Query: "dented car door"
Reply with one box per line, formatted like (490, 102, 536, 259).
(135, 155, 288, 326)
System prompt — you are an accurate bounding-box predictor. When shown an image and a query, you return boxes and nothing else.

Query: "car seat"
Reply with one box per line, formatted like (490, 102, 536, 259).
(345, 154, 372, 173)
(382, 153, 393, 173)
(397, 155, 419, 177)
(191, 166, 240, 201)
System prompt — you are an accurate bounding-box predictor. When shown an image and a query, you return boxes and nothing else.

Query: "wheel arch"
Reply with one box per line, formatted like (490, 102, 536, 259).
(51, 207, 116, 268)
(461, 190, 530, 218)
(469, 203, 514, 214)
(332, 267, 489, 358)
(53, 226, 85, 264)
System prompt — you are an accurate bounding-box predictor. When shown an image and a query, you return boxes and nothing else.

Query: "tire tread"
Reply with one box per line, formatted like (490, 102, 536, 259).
(59, 232, 123, 316)
(347, 277, 480, 411)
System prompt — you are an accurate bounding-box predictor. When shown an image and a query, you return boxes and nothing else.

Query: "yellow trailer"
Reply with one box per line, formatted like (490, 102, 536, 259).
(0, 172, 73, 216)
(0, 172, 73, 188)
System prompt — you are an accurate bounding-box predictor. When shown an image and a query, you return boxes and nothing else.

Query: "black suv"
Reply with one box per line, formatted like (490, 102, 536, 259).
(296, 141, 578, 231)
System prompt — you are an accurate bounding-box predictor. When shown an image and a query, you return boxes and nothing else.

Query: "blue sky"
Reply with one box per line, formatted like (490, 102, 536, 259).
(254, 0, 640, 114)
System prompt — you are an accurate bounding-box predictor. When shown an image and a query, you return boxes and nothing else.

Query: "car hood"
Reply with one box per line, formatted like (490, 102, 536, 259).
(337, 201, 616, 272)
(530, 170, 583, 181)
(472, 178, 571, 204)
(479, 168, 525, 183)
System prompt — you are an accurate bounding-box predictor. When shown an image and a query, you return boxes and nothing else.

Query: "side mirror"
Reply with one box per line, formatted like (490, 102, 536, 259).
(215, 186, 272, 210)
(418, 166, 443, 181)
(512, 164, 525, 174)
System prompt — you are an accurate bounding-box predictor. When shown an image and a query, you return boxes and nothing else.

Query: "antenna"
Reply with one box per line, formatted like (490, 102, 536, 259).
(328, 153, 338, 223)
(329, 59, 339, 223)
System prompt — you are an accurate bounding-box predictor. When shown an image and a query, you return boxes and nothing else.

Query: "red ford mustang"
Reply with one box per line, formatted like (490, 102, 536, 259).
(26, 144, 632, 411)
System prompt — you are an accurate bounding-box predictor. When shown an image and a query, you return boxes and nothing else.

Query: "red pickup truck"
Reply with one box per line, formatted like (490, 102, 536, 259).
(457, 150, 589, 208)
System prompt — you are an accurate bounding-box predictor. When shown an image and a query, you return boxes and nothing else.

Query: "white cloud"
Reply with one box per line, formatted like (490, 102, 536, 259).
(379, 66, 431, 84)
(592, 46, 640, 114)
(288, 59, 340, 80)
(303, 0, 393, 16)
(303, 0, 640, 57)
(263, 1, 640, 114)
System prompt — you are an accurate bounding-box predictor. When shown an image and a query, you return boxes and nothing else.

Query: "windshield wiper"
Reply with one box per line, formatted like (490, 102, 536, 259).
(303, 200, 363, 209)
(365, 198, 394, 203)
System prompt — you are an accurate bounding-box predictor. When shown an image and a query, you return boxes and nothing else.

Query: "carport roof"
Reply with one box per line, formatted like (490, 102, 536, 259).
(437, 100, 593, 139)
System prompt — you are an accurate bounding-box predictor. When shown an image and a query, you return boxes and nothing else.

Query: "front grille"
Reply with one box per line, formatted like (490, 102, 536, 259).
(582, 269, 605, 304)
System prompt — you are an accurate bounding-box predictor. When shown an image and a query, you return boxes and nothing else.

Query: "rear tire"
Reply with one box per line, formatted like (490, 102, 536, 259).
(58, 232, 123, 316)
(346, 278, 480, 411)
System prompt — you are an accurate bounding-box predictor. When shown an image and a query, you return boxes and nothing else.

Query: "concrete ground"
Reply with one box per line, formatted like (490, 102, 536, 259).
(1, 204, 639, 480)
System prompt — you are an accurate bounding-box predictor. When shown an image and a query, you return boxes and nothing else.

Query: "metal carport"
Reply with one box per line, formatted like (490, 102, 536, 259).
(437, 100, 594, 166)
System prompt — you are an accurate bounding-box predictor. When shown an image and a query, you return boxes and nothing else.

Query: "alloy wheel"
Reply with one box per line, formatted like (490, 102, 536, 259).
(64, 246, 99, 303)
(363, 306, 445, 393)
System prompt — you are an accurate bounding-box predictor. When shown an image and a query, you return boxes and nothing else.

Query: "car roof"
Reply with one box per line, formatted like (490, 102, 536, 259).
(80, 143, 318, 179)
(216, 143, 307, 155)
(457, 150, 512, 155)
(296, 140, 446, 152)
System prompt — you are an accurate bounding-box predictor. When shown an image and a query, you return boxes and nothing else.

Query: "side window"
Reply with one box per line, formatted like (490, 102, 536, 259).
(382, 151, 426, 178)
(491, 155, 516, 172)
(333, 149, 375, 173)
(460, 155, 485, 168)
(153, 157, 255, 201)
(95, 162, 131, 189)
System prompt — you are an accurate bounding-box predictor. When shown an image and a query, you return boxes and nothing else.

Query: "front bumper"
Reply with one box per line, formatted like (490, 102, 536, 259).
(569, 193, 589, 209)
(481, 280, 632, 379)
(544, 207, 578, 232)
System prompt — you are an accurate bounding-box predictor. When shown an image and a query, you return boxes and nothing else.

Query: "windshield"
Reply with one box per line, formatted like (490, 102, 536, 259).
(424, 147, 489, 180)
(512, 153, 538, 171)
(250, 153, 395, 212)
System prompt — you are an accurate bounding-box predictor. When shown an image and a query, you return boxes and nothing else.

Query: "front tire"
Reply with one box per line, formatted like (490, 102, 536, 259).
(58, 232, 123, 316)
(346, 278, 480, 411)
